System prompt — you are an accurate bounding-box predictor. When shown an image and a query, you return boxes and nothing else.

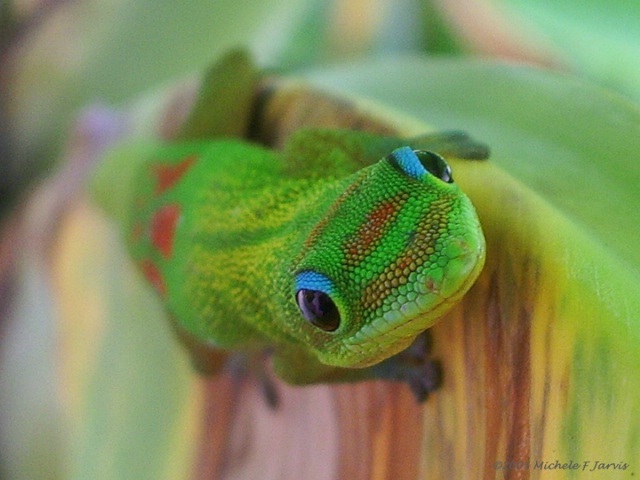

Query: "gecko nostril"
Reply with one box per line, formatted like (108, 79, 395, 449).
(424, 277, 439, 295)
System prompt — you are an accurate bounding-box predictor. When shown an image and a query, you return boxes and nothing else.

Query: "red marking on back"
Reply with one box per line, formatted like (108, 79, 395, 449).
(141, 260, 167, 297)
(151, 154, 197, 195)
(150, 204, 181, 259)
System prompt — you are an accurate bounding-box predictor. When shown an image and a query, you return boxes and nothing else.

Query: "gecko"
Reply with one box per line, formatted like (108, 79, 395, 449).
(92, 50, 488, 401)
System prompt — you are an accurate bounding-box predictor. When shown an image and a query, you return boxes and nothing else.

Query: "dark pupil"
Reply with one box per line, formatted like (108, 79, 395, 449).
(415, 150, 453, 183)
(296, 289, 340, 332)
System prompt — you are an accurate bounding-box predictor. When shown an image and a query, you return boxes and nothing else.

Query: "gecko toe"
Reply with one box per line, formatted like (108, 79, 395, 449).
(369, 330, 443, 402)
(407, 359, 442, 402)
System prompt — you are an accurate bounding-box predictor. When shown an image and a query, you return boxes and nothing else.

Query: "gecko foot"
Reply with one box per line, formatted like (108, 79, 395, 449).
(405, 358, 442, 402)
(226, 350, 281, 408)
(370, 331, 442, 402)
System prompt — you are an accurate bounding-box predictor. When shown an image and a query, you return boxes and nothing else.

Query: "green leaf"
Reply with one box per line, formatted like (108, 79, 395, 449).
(493, 0, 640, 102)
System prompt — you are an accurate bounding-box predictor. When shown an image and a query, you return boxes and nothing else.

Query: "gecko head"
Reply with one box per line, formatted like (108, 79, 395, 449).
(290, 146, 485, 368)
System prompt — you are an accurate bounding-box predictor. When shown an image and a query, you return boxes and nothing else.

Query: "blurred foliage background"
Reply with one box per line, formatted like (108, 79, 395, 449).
(1, 0, 639, 215)
(0, 1, 639, 479)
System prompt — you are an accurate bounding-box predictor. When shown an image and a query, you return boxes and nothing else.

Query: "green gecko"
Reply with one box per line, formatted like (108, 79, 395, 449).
(92, 51, 487, 401)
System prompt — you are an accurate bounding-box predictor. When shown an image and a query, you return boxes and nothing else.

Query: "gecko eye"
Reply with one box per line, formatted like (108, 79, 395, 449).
(414, 150, 453, 183)
(296, 289, 341, 332)
(388, 147, 454, 183)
